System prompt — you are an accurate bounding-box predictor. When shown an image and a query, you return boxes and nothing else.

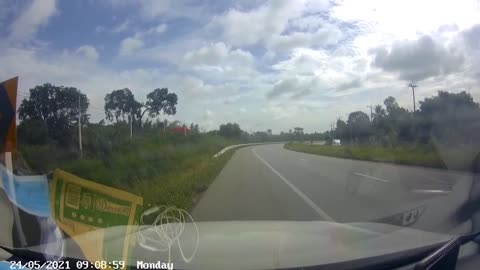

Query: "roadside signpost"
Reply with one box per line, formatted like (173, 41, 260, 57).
(0, 77, 17, 152)
(0, 77, 26, 246)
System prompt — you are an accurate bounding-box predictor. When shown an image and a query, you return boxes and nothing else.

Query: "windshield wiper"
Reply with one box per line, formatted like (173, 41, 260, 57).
(413, 232, 480, 270)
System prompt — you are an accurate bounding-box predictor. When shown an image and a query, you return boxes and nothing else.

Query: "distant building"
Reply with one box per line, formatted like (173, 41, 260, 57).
(170, 125, 189, 135)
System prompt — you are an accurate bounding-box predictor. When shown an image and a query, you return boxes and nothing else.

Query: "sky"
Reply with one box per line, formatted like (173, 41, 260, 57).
(1, 0, 480, 133)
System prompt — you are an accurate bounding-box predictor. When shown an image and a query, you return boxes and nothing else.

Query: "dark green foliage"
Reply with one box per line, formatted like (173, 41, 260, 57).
(141, 88, 178, 121)
(218, 123, 242, 138)
(18, 84, 89, 146)
(331, 91, 480, 148)
(104, 88, 142, 122)
(17, 119, 49, 145)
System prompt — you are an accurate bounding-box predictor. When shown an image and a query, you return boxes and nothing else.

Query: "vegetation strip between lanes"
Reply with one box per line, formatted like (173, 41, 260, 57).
(284, 143, 477, 172)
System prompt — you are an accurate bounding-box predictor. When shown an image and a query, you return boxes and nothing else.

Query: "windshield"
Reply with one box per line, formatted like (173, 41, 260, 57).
(1, 0, 480, 269)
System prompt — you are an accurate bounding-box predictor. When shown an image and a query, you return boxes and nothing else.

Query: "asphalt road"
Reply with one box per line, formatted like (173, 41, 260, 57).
(192, 144, 477, 233)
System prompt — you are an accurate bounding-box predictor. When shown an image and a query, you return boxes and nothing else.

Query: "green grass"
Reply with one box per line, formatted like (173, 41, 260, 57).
(131, 150, 234, 210)
(19, 134, 238, 208)
(284, 142, 478, 171)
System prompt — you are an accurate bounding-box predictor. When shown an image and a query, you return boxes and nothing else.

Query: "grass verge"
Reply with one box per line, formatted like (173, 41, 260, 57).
(131, 150, 234, 211)
(284, 142, 479, 171)
(19, 135, 238, 209)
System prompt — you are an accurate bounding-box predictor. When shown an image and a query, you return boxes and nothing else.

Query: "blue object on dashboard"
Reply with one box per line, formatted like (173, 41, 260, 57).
(0, 164, 50, 217)
(0, 261, 31, 270)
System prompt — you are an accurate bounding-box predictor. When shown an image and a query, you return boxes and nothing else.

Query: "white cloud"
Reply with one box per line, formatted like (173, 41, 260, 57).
(182, 42, 257, 80)
(177, 76, 215, 98)
(332, 0, 480, 40)
(0, 46, 241, 125)
(266, 74, 344, 100)
(210, 0, 335, 51)
(184, 42, 253, 67)
(119, 37, 144, 56)
(105, 0, 208, 21)
(9, 0, 57, 42)
(154, 23, 167, 33)
(461, 24, 480, 81)
(136, 0, 172, 19)
(184, 42, 229, 65)
(75, 45, 99, 61)
(3, 0, 480, 132)
(112, 19, 130, 33)
(462, 24, 480, 50)
(267, 78, 298, 98)
(212, 0, 307, 46)
(270, 47, 372, 98)
(95, 19, 134, 34)
(266, 25, 343, 52)
(371, 35, 465, 82)
(290, 15, 326, 31)
(273, 48, 330, 75)
(95, 25, 106, 33)
(133, 23, 168, 39)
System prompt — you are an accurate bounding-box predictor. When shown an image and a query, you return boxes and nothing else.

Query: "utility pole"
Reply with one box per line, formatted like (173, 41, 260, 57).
(367, 105, 373, 122)
(345, 113, 352, 145)
(78, 94, 83, 158)
(129, 109, 133, 140)
(408, 83, 417, 112)
(164, 119, 167, 136)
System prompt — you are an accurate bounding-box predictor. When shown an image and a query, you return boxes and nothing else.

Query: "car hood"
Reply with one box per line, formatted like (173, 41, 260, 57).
(24, 221, 451, 270)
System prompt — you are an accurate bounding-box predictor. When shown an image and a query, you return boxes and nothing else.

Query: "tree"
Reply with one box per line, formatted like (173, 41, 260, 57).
(18, 83, 89, 145)
(370, 104, 388, 143)
(382, 96, 413, 144)
(17, 119, 49, 145)
(104, 88, 178, 126)
(372, 105, 387, 125)
(293, 127, 304, 135)
(335, 119, 348, 140)
(189, 123, 200, 135)
(292, 127, 304, 141)
(347, 111, 371, 143)
(417, 91, 480, 145)
(252, 131, 269, 142)
(104, 88, 142, 122)
(140, 88, 178, 123)
(384, 96, 400, 115)
(219, 123, 242, 138)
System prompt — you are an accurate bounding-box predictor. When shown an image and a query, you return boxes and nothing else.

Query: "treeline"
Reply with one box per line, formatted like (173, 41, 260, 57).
(325, 91, 480, 148)
(10, 83, 242, 205)
(205, 123, 325, 143)
(11, 83, 282, 174)
(14, 84, 180, 148)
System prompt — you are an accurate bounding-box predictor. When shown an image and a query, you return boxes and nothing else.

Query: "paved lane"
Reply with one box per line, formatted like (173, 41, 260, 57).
(192, 144, 476, 233)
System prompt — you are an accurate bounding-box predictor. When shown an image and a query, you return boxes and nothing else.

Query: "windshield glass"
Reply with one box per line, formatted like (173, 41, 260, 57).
(1, 0, 480, 269)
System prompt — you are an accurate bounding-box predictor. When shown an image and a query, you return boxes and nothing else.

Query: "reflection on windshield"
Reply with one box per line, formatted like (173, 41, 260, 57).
(1, 0, 480, 269)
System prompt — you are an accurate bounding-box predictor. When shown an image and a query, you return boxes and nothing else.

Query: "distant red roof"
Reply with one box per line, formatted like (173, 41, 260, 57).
(170, 126, 189, 134)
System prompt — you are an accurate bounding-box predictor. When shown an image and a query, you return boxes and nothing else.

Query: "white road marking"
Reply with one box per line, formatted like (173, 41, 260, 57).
(354, 172, 390, 183)
(411, 189, 451, 194)
(299, 158, 308, 162)
(252, 149, 334, 221)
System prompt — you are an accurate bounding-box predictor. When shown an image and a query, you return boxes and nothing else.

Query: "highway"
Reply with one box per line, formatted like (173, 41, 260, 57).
(192, 144, 477, 234)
